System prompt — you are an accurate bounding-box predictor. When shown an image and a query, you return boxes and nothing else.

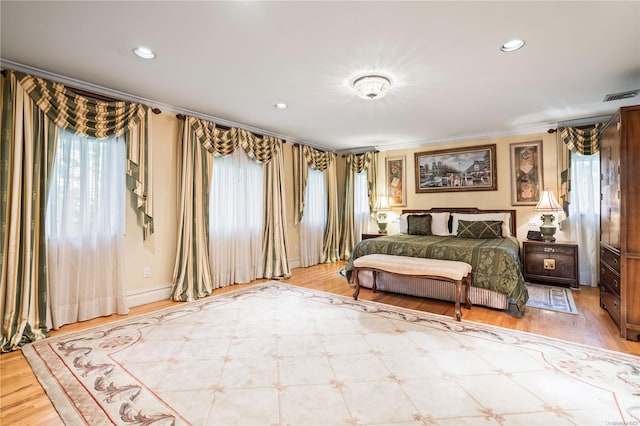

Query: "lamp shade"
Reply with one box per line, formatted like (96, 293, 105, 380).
(373, 195, 391, 211)
(535, 189, 562, 212)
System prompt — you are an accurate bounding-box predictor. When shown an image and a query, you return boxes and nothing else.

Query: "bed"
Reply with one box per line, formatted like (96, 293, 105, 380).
(344, 208, 529, 316)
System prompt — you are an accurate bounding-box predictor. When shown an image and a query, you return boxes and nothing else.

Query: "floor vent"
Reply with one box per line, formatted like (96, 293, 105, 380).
(603, 89, 639, 102)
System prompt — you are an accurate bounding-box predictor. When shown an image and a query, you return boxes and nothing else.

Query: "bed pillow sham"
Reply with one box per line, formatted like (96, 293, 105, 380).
(456, 220, 503, 239)
(400, 212, 450, 236)
(451, 212, 512, 237)
(407, 214, 432, 235)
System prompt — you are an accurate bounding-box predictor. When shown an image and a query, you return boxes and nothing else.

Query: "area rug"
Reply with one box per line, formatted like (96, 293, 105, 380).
(22, 282, 639, 425)
(525, 283, 578, 314)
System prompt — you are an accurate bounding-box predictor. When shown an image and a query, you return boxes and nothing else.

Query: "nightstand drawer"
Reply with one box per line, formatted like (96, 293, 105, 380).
(600, 262, 620, 295)
(600, 246, 620, 273)
(525, 244, 576, 256)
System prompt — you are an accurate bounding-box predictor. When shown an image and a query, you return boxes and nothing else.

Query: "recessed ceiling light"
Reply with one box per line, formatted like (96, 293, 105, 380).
(133, 47, 156, 59)
(274, 103, 288, 109)
(500, 39, 525, 52)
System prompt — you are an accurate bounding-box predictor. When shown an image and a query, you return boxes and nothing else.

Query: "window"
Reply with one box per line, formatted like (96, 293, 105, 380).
(353, 171, 370, 242)
(299, 167, 327, 266)
(209, 148, 263, 287)
(45, 128, 127, 328)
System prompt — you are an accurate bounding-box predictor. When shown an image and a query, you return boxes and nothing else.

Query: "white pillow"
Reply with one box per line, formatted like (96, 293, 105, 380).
(399, 212, 451, 236)
(430, 212, 451, 236)
(451, 212, 512, 237)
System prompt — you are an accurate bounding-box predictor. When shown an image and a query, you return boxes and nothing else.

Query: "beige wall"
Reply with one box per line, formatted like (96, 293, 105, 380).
(120, 115, 563, 304)
(123, 112, 179, 304)
(375, 132, 564, 243)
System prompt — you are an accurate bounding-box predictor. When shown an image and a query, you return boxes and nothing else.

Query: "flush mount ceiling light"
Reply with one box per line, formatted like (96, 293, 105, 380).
(274, 102, 288, 109)
(133, 46, 156, 59)
(353, 75, 392, 100)
(500, 39, 525, 52)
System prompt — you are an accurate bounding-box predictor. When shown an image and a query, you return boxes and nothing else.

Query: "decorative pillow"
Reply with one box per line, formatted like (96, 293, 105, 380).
(407, 214, 432, 235)
(400, 212, 450, 235)
(456, 220, 503, 239)
(451, 212, 512, 237)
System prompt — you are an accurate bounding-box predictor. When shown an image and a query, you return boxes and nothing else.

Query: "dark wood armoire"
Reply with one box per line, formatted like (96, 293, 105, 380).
(599, 104, 640, 341)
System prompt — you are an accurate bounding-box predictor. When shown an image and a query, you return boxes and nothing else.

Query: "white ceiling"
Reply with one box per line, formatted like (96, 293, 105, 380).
(2, 1, 639, 152)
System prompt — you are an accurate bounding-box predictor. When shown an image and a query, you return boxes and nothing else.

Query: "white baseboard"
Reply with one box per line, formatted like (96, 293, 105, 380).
(127, 283, 172, 308)
(289, 257, 301, 269)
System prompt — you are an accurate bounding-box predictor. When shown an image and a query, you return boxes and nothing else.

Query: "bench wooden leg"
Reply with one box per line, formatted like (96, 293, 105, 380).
(454, 279, 462, 321)
(464, 273, 472, 310)
(352, 268, 360, 300)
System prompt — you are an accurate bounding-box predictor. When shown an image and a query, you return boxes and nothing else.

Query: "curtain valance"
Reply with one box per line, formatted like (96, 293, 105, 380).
(560, 124, 604, 155)
(348, 151, 375, 174)
(9, 70, 154, 238)
(188, 116, 279, 163)
(18, 72, 146, 138)
(301, 145, 334, 171)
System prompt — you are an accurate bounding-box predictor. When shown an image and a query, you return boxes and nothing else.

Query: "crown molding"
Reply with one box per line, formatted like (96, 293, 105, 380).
(0, 58, 333, 153)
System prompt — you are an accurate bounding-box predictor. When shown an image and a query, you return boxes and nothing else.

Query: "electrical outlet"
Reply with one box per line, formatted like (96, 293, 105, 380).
(527, 220, 538, 226)
(143, 266, 151, 278)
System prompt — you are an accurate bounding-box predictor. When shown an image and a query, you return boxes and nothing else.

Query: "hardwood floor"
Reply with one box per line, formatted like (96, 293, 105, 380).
(2, 261, 638, 425)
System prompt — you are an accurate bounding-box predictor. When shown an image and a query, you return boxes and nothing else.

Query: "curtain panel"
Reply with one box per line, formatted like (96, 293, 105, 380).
(10, 70, 154, 238)
(1, 71, 57, 351)
(170, 119, 214, 301)
(338, 151, 378, 260)
(293, 145, 340, 263)
(171, 116, 290, 300)
(558, 123, 604, 216)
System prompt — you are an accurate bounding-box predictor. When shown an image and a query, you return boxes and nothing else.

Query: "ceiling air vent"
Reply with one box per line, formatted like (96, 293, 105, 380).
(603, 89, 639, 102)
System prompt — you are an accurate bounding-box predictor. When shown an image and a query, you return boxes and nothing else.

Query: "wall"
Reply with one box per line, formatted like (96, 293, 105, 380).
(123, 112, 179, 306)
(374, 132, 565, 243)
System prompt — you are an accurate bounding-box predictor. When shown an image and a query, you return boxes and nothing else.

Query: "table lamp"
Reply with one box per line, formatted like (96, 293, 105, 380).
(534, 189, 563, 242)
(373, 195, 392, 234)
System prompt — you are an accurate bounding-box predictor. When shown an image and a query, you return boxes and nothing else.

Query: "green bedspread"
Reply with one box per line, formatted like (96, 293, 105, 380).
(345, 234, 529, 316)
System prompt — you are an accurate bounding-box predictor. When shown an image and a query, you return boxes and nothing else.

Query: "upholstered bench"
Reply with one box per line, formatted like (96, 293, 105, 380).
(351, 254, 473, 321)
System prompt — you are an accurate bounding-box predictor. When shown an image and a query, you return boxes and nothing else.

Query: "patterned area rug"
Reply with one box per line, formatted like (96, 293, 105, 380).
(525, 283, 578, 314)
(22, 282, 639, 425)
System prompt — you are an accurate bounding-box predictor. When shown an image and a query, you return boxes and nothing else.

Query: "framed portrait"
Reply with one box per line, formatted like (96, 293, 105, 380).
(414, 144, 497, 193)
(510, 141, 543, 206)
(385, 156, 406, 206)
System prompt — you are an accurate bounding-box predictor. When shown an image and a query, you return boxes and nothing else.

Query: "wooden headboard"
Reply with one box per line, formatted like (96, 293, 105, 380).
(401, 207, 517, 237)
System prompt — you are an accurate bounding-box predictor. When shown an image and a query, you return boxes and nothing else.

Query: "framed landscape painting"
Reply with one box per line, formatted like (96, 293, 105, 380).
(385, 156, 406, 206)
(414, 144, 497, 193)
(510, 140, 543, 205)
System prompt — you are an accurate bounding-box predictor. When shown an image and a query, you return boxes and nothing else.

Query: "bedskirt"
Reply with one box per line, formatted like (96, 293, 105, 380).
(354, 269, 509, 310)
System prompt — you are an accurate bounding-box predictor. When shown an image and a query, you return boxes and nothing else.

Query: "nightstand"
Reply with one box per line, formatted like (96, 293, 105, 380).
(522, 240, 579, 288)
(361, 233, 386, 241)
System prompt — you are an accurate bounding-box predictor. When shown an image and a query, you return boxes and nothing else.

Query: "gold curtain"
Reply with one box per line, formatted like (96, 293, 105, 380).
(170, 116, 290, 300)
(10, 70, 154, 238)
(170, 119, 214, 301)
(338, 151, 378, 260)
(0, 72, 58, 351)
(558, 123, 604, 216)
(293, 145, 340, 263)
(262, 139, 291, 278)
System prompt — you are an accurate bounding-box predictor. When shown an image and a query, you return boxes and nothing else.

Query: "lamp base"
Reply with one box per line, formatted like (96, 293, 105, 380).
(539, 214, 557, 242)
(377, 222, 388, 234)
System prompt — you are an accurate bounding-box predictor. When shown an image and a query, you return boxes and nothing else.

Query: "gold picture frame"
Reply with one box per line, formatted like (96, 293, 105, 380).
(510, 140, 544, 206)
(414, 144, 497, 193)
(385, 156, 406, 207)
